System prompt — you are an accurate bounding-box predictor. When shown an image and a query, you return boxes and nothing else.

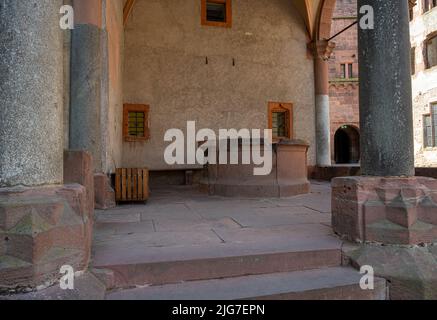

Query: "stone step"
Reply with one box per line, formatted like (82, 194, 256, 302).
(92, 234, 342, 288)
(106, 267, 388, 300)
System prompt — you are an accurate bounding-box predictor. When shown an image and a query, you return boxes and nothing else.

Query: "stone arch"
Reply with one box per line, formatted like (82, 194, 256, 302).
(334, 125, 360, 164)
(317, 0, 337, 40)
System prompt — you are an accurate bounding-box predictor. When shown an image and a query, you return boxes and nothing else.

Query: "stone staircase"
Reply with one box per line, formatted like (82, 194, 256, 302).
(93, 234, 388, 300)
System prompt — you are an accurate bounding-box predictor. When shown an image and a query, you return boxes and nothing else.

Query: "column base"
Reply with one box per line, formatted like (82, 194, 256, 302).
(332, 176, 437, 245)
(0, 185, 92, 294)
(344, 243, 437, 300)
(94, 174, 116, 210)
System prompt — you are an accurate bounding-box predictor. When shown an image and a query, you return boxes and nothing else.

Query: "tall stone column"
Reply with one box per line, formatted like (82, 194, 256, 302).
(333, 1, 437, 300)
(0, 1, 64, 188)
(312, 40, 335, 167)
(333, 0, 437, 245)
(69, 0, 103, 172)
(358, 1, 415, 177)
(332, 3, 437, 299)
(0, 0, 91, 292)
(68, 0, 116, 210)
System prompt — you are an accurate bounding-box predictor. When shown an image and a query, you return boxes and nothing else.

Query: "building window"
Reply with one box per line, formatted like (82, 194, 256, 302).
(201, 0, 232, 28)
(340, 63, 353, 79)
(340, 64, 346, 78)
(423, 103, 437, 148)
(423, 0, 437, 13)
(425, 34, 437, 69)
(424, 115, 433, 147)
(409, 6, 414, 21)
(348, 63, 354, 78)
(123, 104, 150, 142)
(411, 47, 416, 75)
(268, 102, 293, 140)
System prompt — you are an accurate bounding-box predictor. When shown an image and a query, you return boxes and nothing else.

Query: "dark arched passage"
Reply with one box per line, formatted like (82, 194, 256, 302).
(334, 125, 360, 164)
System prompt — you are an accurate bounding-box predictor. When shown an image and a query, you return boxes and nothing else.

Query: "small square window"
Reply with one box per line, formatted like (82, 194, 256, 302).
(268, 102, 293, 140)
(272, 112, 287, 138)
(201, 0, 232, 28)
(207, 2, 226, 22)
(128, 112, 145, 137)
(123, 104, 150, 142)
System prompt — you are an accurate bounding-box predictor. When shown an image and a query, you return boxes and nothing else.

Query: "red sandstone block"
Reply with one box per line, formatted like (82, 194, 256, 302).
(56, 184, 88, 219)
(0, 204, 33, 231)
(32, 201, 64, 226)
(94, 174, 116, 210)
(386, 203, 418, 228)
(332, 176, 437, 245)
(418, 204, 437, 225)
(363, 201, 387, 226)
(0, 185, 92, 291)
(64, 150, 94, 217)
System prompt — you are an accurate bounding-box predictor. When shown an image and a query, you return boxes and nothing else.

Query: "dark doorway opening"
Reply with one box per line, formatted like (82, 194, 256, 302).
(334, 125, 360, 164)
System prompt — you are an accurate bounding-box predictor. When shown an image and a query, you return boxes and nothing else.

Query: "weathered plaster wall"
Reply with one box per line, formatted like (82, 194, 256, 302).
(411, 5, 437, 167)
(104, 0, 124, 173)
(123, 0, 315, 170)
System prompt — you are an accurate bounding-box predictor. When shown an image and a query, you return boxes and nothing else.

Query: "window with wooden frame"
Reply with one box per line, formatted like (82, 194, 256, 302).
(201, 0, 232, 28)
(123, 104, 150, 142)
(425, 33, 437, 69)
(268, 102, 293, 140)
(423, 103, 437, 148)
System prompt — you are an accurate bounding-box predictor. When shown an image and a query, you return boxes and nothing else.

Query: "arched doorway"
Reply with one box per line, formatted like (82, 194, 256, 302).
(334, 125, 360, 164)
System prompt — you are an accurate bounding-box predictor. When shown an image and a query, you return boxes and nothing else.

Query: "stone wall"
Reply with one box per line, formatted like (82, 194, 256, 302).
(122, 0, 316, 170)
(411, 4, 437, 167)
(328, 0, 360, 162)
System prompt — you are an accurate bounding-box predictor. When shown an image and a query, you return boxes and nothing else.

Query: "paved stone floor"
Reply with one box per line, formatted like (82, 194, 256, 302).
(92, 181, 337, 268)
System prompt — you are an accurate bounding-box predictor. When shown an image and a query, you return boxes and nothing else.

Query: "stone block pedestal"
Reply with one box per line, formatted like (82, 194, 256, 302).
(201, 139, 310, 198)
(332, 176, 437, 245)
(0, 185, 92, 293)
(94, 174, 116, 210)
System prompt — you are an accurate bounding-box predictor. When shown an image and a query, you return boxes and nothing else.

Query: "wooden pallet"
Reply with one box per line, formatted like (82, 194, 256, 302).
(115, 168, 149, 202)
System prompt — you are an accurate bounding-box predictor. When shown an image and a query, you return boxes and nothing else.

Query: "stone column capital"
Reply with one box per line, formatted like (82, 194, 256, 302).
(308, 40, 336, 61)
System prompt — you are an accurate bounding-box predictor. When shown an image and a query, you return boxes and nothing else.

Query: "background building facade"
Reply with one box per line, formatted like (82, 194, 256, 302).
(328, 0, 360, 165)
(411, 0, 437, 167)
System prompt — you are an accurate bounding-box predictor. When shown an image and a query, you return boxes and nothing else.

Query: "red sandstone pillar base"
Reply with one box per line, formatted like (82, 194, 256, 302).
(0, 185, 92, 293)
(332, 176, 437, 245)
(94, 174, 116, 210)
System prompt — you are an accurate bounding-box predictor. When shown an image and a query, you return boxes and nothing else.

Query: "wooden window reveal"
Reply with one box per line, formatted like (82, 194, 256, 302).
(268, 102, 293, 140)
(123, 104, 150, 142)
(201, 0, 232, 28)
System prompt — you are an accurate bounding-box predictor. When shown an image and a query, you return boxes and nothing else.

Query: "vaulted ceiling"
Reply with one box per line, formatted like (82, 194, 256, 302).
(123, 0, 336, 41)
(293, 0, 336, 40)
